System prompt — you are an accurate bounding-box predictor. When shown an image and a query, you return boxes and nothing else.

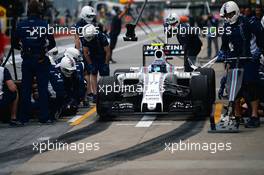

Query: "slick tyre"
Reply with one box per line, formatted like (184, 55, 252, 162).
(97, 76, 117, 121)
(191, 75, 210, 117)
(197, 68, 216, 104)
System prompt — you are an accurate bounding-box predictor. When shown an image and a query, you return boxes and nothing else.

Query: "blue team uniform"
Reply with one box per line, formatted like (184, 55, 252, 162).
(218, 16, 264, 101)
(82, 32, 110, 76)
(49, 66, 83, 110)
(15, 15, 56, 123)
(218, 16, 264, 82)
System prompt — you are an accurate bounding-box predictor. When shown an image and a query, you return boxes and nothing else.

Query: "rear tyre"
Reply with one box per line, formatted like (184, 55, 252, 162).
(97, 76, 117, 121)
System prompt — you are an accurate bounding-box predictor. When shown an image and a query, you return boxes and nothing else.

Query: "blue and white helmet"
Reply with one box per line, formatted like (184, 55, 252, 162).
(57, 56, 77, 77)
(64, 48, 82, 62)
(220, 1, 240, 24)
(165, 13, 180, 27)
(79, 6, 96, 23)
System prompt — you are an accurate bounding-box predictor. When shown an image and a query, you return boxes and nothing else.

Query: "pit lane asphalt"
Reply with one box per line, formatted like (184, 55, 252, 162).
(1, 26, 264, 175)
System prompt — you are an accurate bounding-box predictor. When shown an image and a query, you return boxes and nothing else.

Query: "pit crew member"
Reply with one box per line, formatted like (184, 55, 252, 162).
(74, 5, 96, 101)
(50, 56, 82, 116)
(14, 0, 56, 124)
(217, 1, 264, 128)
(164, 13, 203, 72)
(82, 24, 111, 103)
(109, 4, 131, 64)
(0, 58, 21, 126)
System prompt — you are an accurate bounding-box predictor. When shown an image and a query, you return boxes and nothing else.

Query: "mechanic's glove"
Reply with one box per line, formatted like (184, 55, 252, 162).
(216, 50, 229, 62)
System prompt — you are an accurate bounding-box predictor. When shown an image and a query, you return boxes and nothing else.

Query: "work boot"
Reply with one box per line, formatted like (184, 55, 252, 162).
(245, 117, 260, 128)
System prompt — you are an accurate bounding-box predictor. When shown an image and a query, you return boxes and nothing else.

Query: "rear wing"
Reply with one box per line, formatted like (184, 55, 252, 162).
(142, 44, 185, 66)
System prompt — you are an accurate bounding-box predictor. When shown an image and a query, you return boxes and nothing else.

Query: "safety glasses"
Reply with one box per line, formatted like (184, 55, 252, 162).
(224, 11, 236, 19)
(86, 14, 95, 19)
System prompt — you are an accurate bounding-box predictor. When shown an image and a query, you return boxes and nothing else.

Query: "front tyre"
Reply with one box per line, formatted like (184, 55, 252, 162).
(97, 76, 117, 121)
(197, 68, 216, 104)
(191, 75, 210, 117)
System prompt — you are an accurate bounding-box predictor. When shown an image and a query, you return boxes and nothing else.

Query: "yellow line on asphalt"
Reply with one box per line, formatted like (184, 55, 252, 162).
(214, 103, 223, 124)
(70, 107, 97, 126)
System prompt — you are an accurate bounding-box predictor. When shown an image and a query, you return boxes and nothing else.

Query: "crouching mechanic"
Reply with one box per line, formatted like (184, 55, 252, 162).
(217, 1, 264, 128)
(49, 56, 82, 116)
(164, 13, 203, 72)
(0, 58, 21, 126)
(57, 47, 87, 106)
(82, 24, 111, 103)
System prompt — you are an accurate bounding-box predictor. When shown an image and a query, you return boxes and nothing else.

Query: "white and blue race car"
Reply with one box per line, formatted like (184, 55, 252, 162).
(96, 43, 215, 121)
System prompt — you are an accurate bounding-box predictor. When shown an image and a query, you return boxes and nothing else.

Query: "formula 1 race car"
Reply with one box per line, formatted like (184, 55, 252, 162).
(96, 43, 216, 121)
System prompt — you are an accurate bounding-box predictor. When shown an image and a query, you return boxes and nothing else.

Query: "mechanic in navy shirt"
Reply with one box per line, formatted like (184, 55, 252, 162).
(0, 58, 21, 126)
(14, 0, 56, 124)
(82, 24, 111, 103)
(74, 6, 97, 101)
(165, 13, 202, 72)
(217, 1, 264, 128)
(109, 4, 130, 64)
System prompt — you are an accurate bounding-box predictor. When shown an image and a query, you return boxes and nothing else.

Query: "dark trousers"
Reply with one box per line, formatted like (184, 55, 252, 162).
(207, 37, 219, 58)
(19, 58, 50, 122)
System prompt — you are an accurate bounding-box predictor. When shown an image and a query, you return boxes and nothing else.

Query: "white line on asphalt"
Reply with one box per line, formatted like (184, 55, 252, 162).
(116, 123, 136, 126)
(116, 122, 173, 127)
(152, 123, 172, 126)
(37, 136, 50, 141)
(114, 36, 162, 53)
(135, 116, 156, 128)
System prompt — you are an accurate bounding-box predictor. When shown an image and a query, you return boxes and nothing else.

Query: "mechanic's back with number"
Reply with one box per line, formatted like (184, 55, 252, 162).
(220, 15, 263, 82)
